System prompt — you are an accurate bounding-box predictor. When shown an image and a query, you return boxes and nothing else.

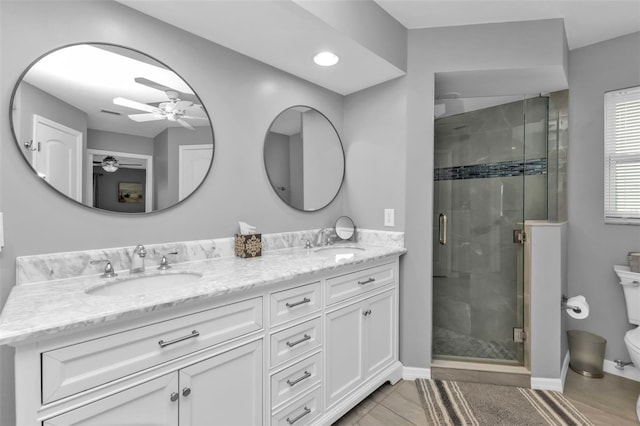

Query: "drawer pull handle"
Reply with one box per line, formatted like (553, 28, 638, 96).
(287, 406, 311, 425)
(170, 392, 179, 402)
(158, 330, 199, 348)
(182, 387, 191, 397)
(358, 278, 375, 285)
(363, 309, 372, 317)
(286, 297, 311, 308)
(287, 370, 312, 387)
(286, 334, 311, 348)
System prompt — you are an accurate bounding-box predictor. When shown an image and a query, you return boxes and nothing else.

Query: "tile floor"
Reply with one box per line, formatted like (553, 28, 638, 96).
(332, 370, 640, 425)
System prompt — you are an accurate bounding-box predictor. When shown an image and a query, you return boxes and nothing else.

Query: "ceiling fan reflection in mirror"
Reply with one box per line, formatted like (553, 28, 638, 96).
(94, 156, 142, 173)
(113, 78, 207, 131)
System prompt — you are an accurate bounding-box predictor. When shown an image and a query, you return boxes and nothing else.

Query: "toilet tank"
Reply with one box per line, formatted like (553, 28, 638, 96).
(616, 265, 640, 324)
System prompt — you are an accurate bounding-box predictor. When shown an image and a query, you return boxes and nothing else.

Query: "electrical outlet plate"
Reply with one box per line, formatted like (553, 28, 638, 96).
(384, 209, 394, 227)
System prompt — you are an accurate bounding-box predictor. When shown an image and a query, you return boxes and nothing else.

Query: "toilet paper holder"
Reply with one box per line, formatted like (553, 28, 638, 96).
(561, 295, 582, 313)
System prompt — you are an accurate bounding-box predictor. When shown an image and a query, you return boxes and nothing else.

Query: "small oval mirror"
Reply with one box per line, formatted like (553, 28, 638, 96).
(10, 43, 214, 214)
(335, 216, 356, 240)
(264, 106, 344, 211)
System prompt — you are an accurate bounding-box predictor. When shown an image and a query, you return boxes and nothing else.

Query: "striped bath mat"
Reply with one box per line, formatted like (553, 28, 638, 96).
(415, 379, 592, 426)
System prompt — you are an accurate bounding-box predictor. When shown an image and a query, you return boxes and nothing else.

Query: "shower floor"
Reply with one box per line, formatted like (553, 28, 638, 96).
(433, 326, 518, 362)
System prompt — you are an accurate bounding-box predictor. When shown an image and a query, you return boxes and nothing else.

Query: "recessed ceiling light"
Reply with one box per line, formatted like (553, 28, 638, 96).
(313, 51, 339, 67)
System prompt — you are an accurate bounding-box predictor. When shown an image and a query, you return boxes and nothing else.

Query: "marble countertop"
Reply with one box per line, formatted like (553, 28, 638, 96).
(0, 243, 405, 346)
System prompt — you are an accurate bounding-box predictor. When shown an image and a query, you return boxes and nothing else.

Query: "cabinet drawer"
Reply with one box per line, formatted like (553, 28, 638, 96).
(270, 318, 321, 367)
(42, 297, 262, 403)
(271, 352, 322, 409)
(325, 263, 395, 305)
(270, 281, 321, 326)
(272, 387, 322, 426)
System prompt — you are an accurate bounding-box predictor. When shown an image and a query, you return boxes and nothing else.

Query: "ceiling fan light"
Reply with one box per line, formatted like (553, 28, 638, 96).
(313, 51, 339, 67)
(101, 156, 119, 173)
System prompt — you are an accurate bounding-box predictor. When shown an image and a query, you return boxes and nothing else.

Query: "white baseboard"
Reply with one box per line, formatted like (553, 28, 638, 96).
(402, 366, 431, 380)
(530, 377, 564, 392)
(604, 359, 640, 382)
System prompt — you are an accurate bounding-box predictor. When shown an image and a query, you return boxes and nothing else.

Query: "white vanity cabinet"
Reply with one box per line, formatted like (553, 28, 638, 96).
(43, 339, 263, 426)
(325, 288, 395, 408)
(43, 374, 179, 426)
(9, 256, 402, 426)
(178, 339, 263, 426)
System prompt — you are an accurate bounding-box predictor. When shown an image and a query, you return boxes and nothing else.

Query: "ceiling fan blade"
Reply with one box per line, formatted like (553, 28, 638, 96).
(134, 77, 201, 105)
(177, 118, 195, 131)
(134, 77, 174, 93)
(114, 97, 161, 113)
(182, 116, 209, 121)
(120, 163, 143, 166)
(128, 113, 166, 122)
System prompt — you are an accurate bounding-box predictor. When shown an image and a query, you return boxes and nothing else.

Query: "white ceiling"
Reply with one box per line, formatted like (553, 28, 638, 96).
(375, 0, 640, 50)
(118, 0, 405, 96)
(118, 0, 639, 96)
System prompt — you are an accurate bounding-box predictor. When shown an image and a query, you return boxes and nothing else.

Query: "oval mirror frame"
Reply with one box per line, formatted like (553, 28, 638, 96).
(263, 105, 345, 212)
(335, 216, 356, 240)
(9, 42, 215, 214)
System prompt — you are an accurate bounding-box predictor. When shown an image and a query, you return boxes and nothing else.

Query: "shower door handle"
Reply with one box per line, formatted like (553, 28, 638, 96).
(439, 213, 447, 245)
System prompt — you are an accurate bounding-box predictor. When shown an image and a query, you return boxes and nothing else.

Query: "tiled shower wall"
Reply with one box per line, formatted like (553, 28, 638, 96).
(432, 97, 550, 363)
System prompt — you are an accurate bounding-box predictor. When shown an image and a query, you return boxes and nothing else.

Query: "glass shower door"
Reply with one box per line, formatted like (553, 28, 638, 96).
(432, 98, 532, 366)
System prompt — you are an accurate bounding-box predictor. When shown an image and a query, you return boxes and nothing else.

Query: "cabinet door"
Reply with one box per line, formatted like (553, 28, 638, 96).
(364, 290, 395, 376)
(325, 302, 364, 407)
(44, 373, 178, 426)
(179, 340, 262, 426)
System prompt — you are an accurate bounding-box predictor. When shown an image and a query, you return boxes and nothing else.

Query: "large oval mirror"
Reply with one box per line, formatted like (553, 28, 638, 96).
(10, 43, 214, 214)
(264, 106, 344, 211)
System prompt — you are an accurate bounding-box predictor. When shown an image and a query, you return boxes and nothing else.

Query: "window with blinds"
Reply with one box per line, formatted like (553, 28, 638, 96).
(604, 86, 640, 224)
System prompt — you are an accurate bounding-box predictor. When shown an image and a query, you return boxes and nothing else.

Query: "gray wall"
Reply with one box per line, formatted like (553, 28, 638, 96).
(529, 223, 568, 380)
(264, 132, 291, 203)
(290, 133, 304, 209)
(302, 110, 344, 210)
(87, 128, 154, 156)
(0, 2, 346, 423)
(343, 77, 407, 230)
(153, 128, 170, 210)
(14, 82, 88, 158)
(93, 166, 147, 213)
(567, 32, 640, 362)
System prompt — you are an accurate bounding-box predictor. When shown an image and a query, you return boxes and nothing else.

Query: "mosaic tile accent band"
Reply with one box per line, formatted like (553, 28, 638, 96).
(434, 158, 547, 181)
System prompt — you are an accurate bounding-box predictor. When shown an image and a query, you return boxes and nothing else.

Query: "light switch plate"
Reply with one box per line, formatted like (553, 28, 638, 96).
(384, 209, 395, 227)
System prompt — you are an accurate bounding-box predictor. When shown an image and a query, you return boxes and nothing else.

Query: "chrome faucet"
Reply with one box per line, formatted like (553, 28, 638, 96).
(90, 259, 117, 278)
(130, 244, 147, 274)
(158, 251, 178, 270)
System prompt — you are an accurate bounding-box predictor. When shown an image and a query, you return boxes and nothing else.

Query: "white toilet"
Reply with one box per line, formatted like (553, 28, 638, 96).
(615, 265, 640, 421)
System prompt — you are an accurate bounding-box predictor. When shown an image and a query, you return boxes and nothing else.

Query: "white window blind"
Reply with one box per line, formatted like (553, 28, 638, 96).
(604, 86, 640, 224)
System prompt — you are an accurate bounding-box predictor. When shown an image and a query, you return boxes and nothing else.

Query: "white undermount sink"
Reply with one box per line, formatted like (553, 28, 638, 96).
(86, 272, 203, 297)
(313, 246, 366, 255)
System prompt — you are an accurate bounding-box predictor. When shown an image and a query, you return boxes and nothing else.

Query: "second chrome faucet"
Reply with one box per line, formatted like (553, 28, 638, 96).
(130, 244, 147, 274)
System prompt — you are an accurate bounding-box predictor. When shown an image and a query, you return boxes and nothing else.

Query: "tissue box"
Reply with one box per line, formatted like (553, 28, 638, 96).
(629, 252, 640, 273)
(235, 233, 262, 258)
